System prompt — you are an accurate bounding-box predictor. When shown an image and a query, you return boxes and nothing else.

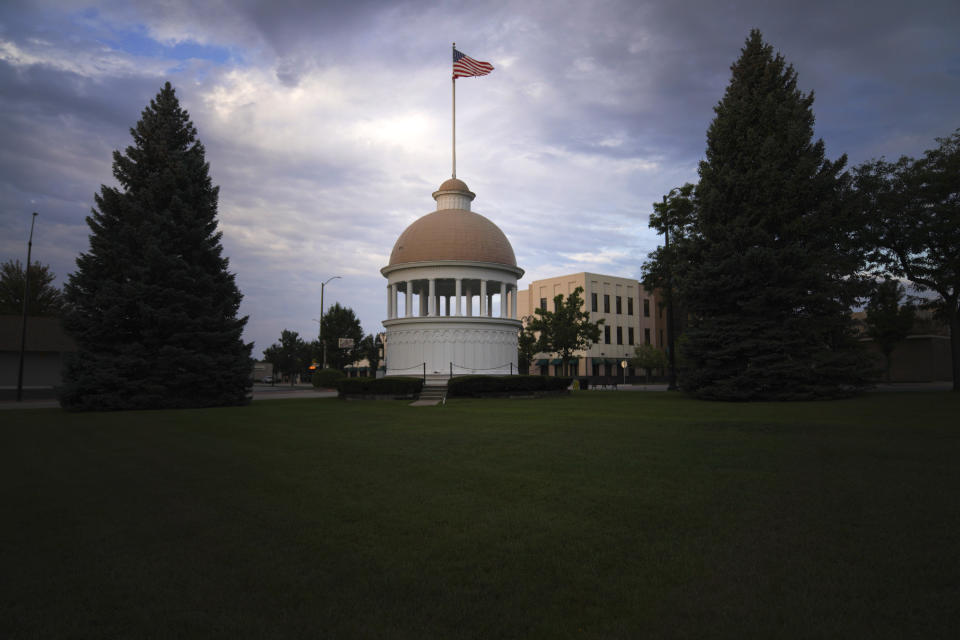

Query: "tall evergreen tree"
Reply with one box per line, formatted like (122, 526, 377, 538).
(61, 82, 251, 410)
(679, 30, 870, 400)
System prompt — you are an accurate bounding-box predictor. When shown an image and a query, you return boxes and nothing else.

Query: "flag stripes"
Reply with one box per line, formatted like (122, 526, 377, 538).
(453, 48, 494, 79)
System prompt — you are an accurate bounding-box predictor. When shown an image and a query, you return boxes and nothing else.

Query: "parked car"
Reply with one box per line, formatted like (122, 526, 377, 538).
(261, 376, 273, 384)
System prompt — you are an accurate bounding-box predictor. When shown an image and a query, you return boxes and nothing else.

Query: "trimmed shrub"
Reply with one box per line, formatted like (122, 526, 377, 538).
(337, 376, 424, 398)
(447, 375, 572, 397)
(312, 368, 345, 389)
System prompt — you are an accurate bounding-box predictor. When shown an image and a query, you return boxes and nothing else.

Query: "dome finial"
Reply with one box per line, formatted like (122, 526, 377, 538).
(432, 177, 476, 211)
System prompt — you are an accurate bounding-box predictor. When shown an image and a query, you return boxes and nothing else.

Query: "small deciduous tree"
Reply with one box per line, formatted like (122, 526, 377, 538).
(0, 259, 63, 316)
(863, 280, 915, 381)
(320, 303, 363, 370)
(263, 330, 311, 386)
(631, 344, 668, 383)
(359, 333, 381, 373)
(641, 183, 697, 340)
(517, 324, 538, 375)
(526, 287, 603, 376)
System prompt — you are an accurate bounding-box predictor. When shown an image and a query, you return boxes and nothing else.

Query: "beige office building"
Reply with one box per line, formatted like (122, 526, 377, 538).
(516, 272, 663, 377)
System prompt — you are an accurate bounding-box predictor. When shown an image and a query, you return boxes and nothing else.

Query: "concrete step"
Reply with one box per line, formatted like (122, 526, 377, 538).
(423, 374, 451, 387)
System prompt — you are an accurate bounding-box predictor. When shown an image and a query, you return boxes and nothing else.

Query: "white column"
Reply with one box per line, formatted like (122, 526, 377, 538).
(429, 278, 436, 316)
(387, 284, 394, 319)
(455, 279, 462, 316)
(420, 286, 428, 316)
(480, 280, 487, 316)
(445, 295, 451, 317)
(500, 282, 507, 318)
(405, 281, 412, 317)
(512, 286, 518, 319)
(465, 285, 472, 317)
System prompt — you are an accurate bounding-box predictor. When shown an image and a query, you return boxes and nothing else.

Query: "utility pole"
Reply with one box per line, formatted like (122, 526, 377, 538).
(16, 212, 38, 402)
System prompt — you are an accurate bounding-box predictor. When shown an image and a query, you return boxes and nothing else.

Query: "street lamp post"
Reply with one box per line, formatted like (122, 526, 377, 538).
(663, 196, 678, 391)
(16, 212, 39, 402)
(319, 275, 341, 369)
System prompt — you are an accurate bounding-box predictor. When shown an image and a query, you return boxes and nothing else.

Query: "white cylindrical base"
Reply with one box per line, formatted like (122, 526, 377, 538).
(383, 316, 520, 376)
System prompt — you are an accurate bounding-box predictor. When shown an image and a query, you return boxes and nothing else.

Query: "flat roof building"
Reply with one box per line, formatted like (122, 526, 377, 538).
(516, 272, 663, 378)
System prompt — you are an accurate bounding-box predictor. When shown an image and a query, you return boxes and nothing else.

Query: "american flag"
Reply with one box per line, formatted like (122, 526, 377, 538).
(453, 48, 494, 79)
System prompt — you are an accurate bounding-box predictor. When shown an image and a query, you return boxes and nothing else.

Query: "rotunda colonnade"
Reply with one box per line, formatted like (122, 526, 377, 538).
(384, 272, 519, 320)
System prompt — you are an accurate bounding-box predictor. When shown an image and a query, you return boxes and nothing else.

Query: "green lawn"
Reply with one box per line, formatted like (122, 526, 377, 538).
(2, 392, 958, 638)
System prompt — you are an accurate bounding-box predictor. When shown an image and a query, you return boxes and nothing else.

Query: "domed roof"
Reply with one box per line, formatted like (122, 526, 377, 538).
(388, 208, 517, 267)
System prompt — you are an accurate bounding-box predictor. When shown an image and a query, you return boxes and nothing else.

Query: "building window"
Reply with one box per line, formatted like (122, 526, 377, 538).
(604, 294, 610, 313)
(554, 297, 560, 312)
(616, 326, 622, 345)
(628, 327, 634, 345)
(659, 329, 664, 347)
(628, 297, 634, 315)
(540, 298, 547, 311)
(591, 292, 598, 312)
(643, 299, 650, 317)
(616, 296, 622, 314)
(644, 328, 651, 345)
(604, 325, 611, 344)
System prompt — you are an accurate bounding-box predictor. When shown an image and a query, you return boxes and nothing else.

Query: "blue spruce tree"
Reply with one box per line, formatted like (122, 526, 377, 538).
(679, 31, 871, 400)
(61, 83, 252, 410)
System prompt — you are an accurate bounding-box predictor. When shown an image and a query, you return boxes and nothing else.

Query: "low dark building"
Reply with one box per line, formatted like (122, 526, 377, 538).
(0, 315, 76, 399)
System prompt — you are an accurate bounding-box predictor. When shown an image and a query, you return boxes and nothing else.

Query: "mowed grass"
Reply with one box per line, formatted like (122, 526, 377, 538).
(1, 392, 958, 639)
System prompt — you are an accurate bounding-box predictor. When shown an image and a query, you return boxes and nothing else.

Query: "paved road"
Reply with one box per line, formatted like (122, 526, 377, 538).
(0, 384, 336, 410)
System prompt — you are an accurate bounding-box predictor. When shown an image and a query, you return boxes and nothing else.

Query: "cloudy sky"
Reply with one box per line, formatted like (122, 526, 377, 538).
(2, 0, 958, 356)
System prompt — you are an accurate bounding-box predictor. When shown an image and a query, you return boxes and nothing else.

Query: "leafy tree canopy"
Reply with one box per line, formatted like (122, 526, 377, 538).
(263, 330, 311, 385)
(0, 259, 63, 316)
(854, 129, 960, 390)
(631, 344, 668, 382)
(864, 279, 915, 381)
(320, 303, 364, 371)
(359, 333, 382, 372)
(517, 325, 538, 374)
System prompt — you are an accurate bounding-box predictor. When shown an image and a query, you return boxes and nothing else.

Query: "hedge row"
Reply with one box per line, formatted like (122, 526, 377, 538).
(447, 375, 573, 397)
(337, 376, 424, 397)
(312, 369, 345, 388)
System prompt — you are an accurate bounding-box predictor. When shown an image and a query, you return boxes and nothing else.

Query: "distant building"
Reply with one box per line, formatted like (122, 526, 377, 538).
(516, 272, 662, 377)
(853, 310, 952, 382)
(251, 361, 273, 382)
(0, 315, 75, 397)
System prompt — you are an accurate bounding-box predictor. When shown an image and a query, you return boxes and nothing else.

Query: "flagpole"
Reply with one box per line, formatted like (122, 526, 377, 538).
(452, 42, 456, 179)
